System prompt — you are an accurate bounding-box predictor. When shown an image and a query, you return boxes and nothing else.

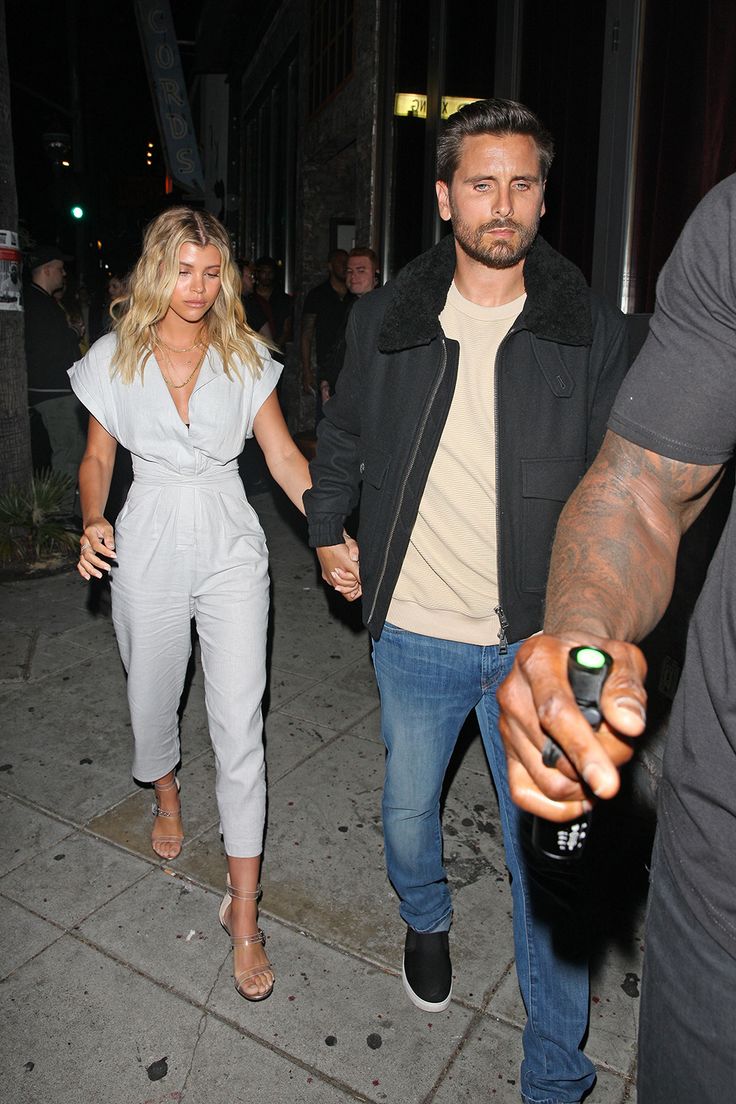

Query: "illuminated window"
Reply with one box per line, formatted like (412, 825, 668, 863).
(308, 0, 354, 114)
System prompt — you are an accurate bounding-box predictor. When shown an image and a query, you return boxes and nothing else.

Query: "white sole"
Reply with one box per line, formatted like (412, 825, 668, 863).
(401, 957, 452, 1013)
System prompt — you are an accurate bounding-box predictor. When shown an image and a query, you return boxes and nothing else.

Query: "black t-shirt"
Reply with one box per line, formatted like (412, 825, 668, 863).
(243, 293, 268, 334)
(252, 289, 293, 346)
(24, 283, 81, 396)
(609, 172, 736, 952)
(303, 279, 354, 384)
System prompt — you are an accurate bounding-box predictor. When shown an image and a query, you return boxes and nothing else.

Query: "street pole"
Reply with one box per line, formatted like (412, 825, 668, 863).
(0, 0, 33, 491)
(66, 0, 86, 287)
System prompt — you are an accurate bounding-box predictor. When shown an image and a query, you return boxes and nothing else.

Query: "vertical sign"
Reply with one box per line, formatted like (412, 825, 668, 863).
(135, 0, 205, 194)
(0, 230, 22, 311)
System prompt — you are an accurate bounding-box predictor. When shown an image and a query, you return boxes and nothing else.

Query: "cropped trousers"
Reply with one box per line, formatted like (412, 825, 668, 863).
(110, 469, 269, 857)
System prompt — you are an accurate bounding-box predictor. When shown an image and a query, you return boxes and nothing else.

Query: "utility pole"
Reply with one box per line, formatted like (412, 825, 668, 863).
(0, 0, 32, 493)
(66, 0, 86, 286)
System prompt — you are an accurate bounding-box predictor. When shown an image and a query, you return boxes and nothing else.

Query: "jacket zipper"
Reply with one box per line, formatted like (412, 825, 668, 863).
(493, 326, 519, 654)
(367, 337, 449, 626)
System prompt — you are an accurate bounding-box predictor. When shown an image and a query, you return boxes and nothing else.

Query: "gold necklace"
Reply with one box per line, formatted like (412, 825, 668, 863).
(156, 342, 207, 389)
(154, 328, 204, 354)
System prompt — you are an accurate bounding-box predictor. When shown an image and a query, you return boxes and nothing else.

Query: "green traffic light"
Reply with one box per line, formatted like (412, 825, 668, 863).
(573, 646, 607, 670)
(71, 206, 84, 220)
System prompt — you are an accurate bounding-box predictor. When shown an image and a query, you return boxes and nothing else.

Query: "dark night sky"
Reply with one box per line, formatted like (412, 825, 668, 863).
(7, 0, 203, 282)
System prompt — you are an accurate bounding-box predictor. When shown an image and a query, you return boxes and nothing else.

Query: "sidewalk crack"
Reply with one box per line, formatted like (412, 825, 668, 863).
(179, 944, 229, 1100)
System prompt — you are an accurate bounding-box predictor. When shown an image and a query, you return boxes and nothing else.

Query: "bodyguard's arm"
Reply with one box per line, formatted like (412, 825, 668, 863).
(497, 430, 724, 818)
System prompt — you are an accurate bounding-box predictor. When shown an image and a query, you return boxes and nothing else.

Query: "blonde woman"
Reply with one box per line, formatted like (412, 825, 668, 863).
(70, 207, 361, 1001)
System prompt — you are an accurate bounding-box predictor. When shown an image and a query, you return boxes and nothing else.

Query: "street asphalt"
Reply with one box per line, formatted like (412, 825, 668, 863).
(0, 480, 646, 1104)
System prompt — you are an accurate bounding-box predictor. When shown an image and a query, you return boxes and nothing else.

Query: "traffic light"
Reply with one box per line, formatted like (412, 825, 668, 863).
(71, 205, 85, 220)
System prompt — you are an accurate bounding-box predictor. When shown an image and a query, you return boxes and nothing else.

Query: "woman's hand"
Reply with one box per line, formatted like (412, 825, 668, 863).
(317, 536, 362, 602)
(77, 516, 116, 581)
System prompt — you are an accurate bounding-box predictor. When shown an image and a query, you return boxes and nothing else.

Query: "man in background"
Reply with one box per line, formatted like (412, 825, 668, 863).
(345, 247, 380, 298)
(24, 246, 85, 513)
(301, 248, 353, 424)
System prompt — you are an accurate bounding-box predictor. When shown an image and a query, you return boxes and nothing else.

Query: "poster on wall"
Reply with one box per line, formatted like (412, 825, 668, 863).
(0, 230, 22, 311)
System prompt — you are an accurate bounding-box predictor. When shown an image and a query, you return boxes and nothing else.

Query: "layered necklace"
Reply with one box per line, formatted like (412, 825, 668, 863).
(154, 327, 207, 389)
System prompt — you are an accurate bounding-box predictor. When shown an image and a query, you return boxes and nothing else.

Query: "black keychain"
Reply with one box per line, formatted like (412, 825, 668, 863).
(531, 645, 613, 861)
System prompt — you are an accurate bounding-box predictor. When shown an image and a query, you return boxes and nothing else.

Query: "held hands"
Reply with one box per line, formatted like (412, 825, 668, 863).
(496, 633, 648, 821)
(77, 516, 116, 581)
(316, 534, 362, 602)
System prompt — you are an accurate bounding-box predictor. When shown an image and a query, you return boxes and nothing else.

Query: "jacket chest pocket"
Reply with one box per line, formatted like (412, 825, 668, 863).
(520, 456, 585, 593)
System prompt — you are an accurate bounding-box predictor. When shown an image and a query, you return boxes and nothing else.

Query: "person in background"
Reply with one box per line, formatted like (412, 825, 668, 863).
(345, 247, 380, 298)
(248, 256, 293, 357)
(70, 207, 360, 1003)
(301, 248, 353, 425)
(313, 246, 381, 414)
(240, 259, 272, 340)
(24, 245, 85, 509)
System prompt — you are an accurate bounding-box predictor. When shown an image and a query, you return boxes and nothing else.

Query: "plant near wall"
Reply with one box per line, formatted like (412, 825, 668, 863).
(0, 471, 79, 565)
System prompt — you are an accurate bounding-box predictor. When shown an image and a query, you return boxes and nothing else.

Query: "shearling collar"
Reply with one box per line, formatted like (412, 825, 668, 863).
(378, 232, 593, 353)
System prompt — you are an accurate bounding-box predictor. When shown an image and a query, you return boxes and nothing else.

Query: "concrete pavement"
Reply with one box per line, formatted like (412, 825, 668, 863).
(0, 482, 645, 1103)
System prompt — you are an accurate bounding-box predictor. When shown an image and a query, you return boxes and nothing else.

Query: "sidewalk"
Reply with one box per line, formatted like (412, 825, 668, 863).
(0, 485, 644, 1104)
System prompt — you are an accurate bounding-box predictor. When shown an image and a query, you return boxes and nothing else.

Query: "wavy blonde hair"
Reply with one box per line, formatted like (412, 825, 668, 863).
(110, 206, 266, 384)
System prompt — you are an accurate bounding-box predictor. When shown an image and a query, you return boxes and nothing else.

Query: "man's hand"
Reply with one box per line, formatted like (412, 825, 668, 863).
(496, 633, 648, 821)
(316, 538, 361, 602)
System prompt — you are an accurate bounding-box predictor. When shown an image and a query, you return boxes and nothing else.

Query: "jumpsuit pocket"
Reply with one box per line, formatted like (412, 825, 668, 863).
(114, 487, 163, 536)
(520, 457, 585, 593)
(217, 490, 267, 554)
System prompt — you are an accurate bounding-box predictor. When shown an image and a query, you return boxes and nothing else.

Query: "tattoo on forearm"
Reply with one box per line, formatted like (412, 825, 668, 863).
(544, 433, 724, 641)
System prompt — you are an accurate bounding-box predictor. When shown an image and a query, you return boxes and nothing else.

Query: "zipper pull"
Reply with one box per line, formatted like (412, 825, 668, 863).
(494, 605, 509, 655)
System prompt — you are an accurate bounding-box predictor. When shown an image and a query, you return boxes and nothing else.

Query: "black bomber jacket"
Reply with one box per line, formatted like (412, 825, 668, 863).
(304, 232, 630, 643)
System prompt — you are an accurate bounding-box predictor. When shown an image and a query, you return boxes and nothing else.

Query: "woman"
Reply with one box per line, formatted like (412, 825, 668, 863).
(70, 207, 360, 1001)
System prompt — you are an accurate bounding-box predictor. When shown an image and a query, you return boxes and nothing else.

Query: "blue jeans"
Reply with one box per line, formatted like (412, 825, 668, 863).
(372, 624, 595, 1104)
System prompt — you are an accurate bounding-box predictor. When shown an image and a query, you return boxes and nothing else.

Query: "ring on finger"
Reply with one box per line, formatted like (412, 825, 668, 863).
(80, 541, 91, 552)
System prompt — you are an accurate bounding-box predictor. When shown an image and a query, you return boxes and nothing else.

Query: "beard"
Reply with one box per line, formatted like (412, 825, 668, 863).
(451, 207, 540, 270)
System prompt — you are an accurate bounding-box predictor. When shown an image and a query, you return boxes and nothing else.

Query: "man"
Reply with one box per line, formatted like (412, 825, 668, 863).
(319, 247, 380, 412)
(247, 256, 293, 356)
(304, 99, 630, 1104)
(240, 259, 271, 338)
(301, 248, 353, 421)
(24, 246, 85, 509)
(497, 174, 736, 1102)
(345, 247, 380, 297)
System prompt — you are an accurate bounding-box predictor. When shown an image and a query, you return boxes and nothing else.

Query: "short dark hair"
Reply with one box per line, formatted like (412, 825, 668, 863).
(328, 248, 348, 262)
(347, 247, 379, 267)
(436, 98, 555, 184)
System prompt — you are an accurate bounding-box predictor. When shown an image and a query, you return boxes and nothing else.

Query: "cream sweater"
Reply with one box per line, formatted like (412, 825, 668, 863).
(387, 282, 526, 644)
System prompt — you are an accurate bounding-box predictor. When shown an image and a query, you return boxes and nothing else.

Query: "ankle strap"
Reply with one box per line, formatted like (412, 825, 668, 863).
(226, 883, 263, 900)
(154, 777, 179, 793)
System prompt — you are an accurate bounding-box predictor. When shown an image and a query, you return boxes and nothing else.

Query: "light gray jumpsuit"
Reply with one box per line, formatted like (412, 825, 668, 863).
(69, 333, 281, 857)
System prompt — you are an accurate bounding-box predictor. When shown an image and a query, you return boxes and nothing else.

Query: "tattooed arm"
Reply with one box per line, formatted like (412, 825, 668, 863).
(496, 430, 725, 820)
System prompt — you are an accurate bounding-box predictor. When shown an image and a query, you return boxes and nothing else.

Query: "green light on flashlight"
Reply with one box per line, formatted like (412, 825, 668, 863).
(574, 646, 607, 670)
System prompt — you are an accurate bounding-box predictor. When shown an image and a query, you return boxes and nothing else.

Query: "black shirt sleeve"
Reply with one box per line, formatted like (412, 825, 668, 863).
(609, 173, 736, 464)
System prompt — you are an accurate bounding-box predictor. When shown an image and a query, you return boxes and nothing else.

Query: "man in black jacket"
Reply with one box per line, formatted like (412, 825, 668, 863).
(304, 100, 629, 1104)
(24, 246, 85, 509)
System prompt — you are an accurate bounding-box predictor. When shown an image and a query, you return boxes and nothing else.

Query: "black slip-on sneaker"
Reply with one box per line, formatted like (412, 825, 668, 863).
(402, 928, 452, 1012)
